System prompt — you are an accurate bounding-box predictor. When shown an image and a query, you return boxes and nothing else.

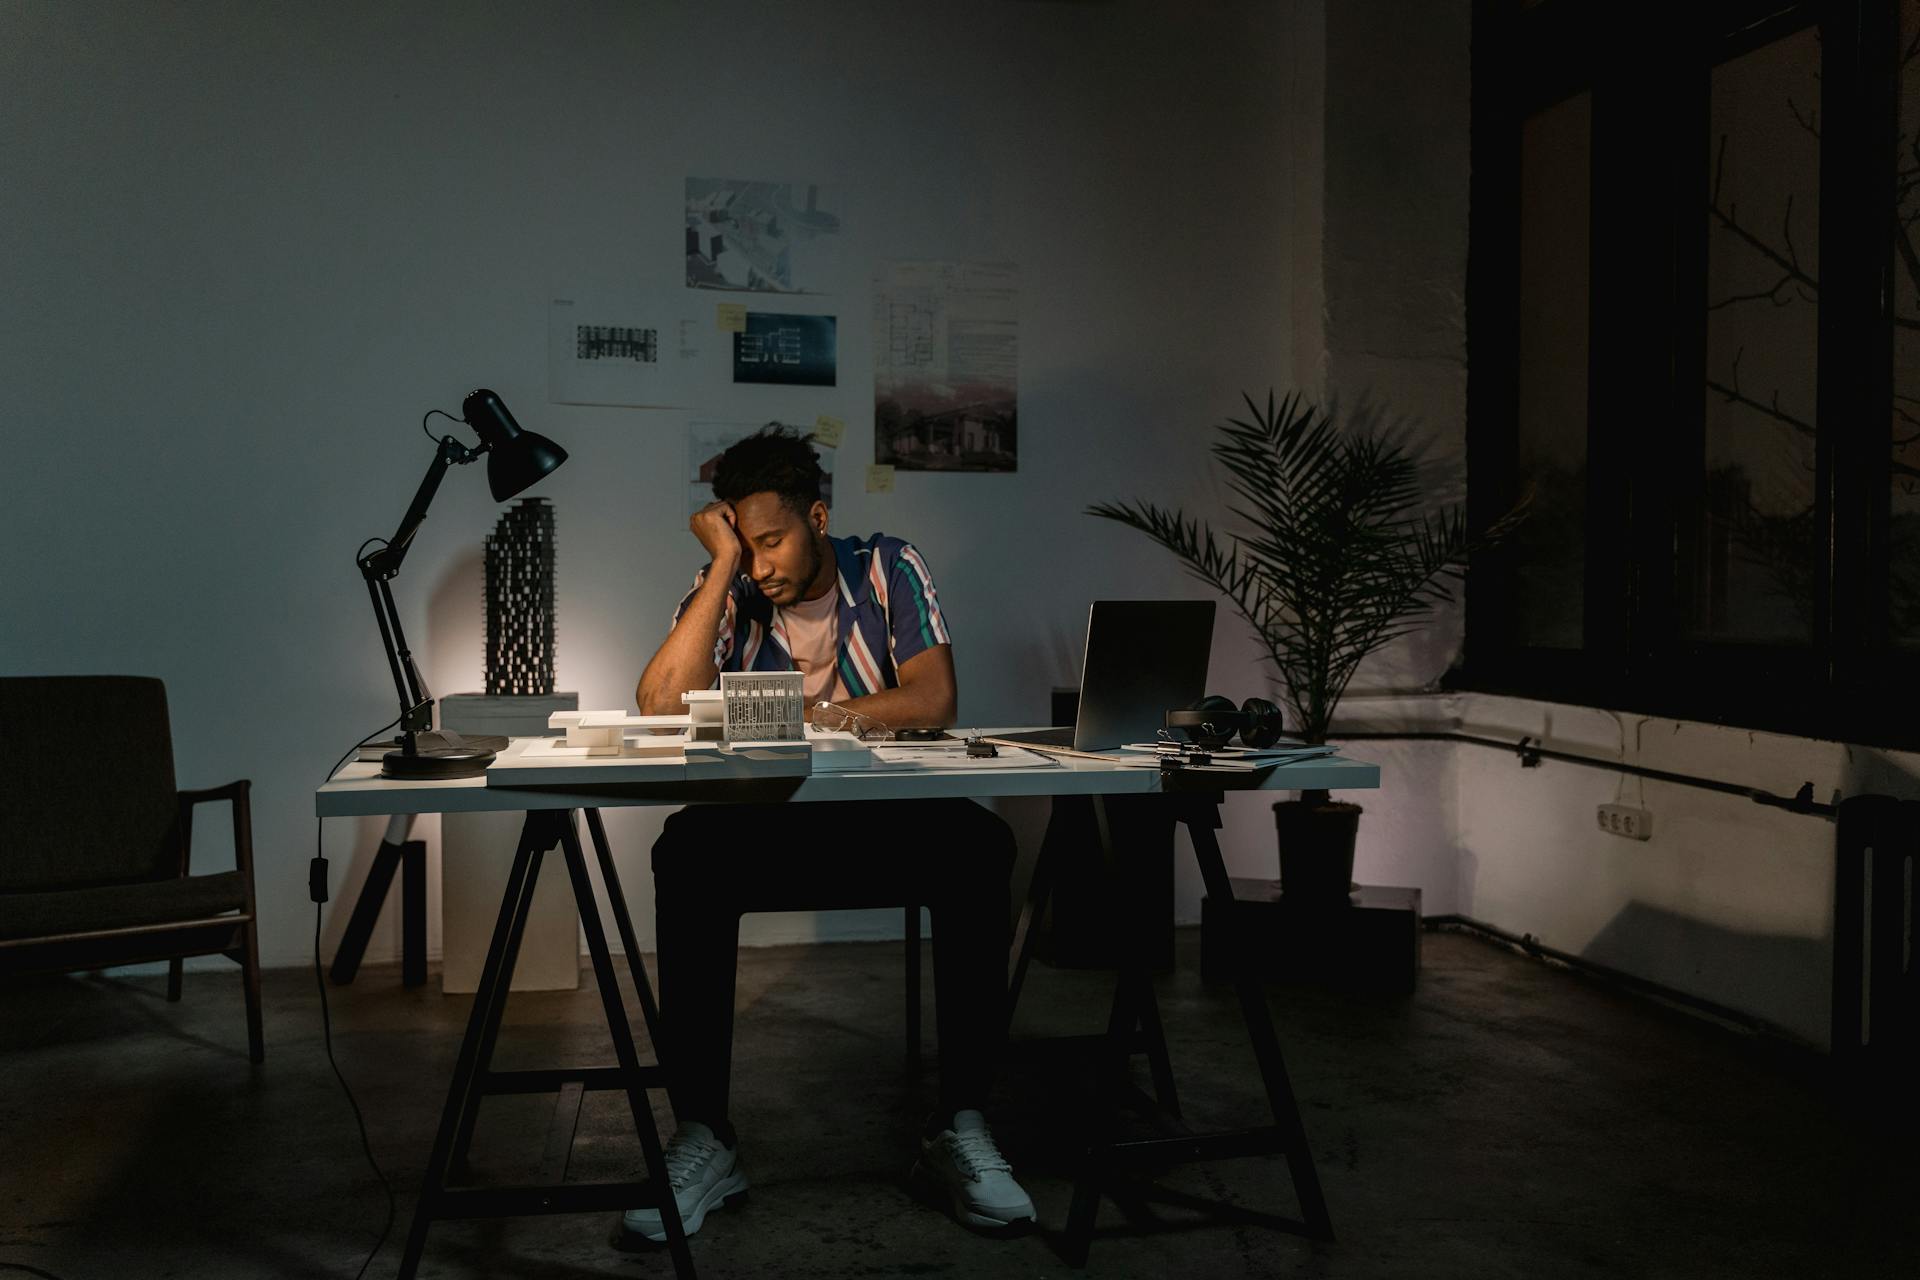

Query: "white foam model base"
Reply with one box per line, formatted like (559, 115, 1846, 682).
(485, 735, 811, 786)
(804, 726, 875, 772)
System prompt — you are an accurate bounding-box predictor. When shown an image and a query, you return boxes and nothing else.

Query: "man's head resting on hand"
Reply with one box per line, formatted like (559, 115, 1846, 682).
(711, 425, 832, 608)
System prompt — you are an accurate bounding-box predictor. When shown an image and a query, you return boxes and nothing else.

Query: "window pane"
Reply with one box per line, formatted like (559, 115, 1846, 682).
(1892, 0, 1920, 646)
(1512, 91, 1591, 649)
(1687, 27, 1822, 645)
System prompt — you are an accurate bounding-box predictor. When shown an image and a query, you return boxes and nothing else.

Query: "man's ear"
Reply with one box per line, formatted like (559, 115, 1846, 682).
(809, 499, 829, 537)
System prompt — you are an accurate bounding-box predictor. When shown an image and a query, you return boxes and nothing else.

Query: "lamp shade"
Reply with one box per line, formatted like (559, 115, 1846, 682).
(463, 387, 567, 501)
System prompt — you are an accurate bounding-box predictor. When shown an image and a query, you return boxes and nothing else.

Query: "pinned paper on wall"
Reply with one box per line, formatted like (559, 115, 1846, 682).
(865, 464, 895, 494)
(692, 420, 836, 516)
(873, 260, 1018, 472)
(549, 295, 704, 408)
(810, 415, 846, 448)
(715, 303, 747, 332)
(732, 312, 836, 386)
(686, 177, 844, 294)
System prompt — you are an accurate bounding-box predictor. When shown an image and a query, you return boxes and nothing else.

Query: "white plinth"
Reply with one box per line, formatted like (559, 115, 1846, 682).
(440, 693, 581, 994)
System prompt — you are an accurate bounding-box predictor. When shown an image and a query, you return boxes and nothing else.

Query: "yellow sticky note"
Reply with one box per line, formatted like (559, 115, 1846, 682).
(716, 303, 746, 332)
(811, 415, 846, 448)
(865, 464, 896, 494)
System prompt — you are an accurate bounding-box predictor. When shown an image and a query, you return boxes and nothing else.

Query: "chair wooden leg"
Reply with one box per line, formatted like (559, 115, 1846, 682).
(167, 957, 184, 1002)
(240, 916, 264, 1065)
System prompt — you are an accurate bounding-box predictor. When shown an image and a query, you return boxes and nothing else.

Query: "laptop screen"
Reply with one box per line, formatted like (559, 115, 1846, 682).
(1072, 600, 1216, 750)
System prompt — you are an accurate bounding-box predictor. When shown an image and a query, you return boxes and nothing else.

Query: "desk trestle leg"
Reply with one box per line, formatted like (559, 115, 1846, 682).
(328, 827, 427, 987)
(395, 808, 695, 1280)
(1053, 794, 1335, 1268)
(583, 808, 665, 1048)
(1182, 798, 1333, 1239)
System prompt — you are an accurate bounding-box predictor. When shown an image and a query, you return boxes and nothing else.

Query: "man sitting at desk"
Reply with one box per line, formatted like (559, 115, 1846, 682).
(630, 426, 1034, 1240)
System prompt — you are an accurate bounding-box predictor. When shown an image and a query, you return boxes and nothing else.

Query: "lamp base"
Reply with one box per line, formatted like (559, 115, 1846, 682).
(381, 745, 496, 780)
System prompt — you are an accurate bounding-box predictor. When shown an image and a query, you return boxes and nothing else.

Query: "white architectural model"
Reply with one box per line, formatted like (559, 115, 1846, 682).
(546, 709, 692, 756)
(479, 691, 872, 786)
(717, 671, 805, 743)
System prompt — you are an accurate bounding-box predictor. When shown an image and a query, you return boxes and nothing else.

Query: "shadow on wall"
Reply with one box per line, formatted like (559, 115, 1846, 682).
(1343, 736, 1462, 913)
(426, 545, 486, 702)
(1454, 840, 1479, 922)
(1579, 899, 1830, 1045)
(1838, 747, 1920, 804)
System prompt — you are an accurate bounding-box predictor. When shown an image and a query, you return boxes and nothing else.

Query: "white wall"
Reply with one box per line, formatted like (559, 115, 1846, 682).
(0, 0, 1324, 968)
(1337, 690, 1920, 1049)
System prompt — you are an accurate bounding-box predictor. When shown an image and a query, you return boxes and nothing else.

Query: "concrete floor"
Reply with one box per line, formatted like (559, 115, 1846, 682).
(1, 929, 1914, 1280)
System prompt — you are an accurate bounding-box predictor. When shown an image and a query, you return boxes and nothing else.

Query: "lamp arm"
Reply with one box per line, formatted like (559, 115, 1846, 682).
(356, 433, 484, 746)
(359, 435, 482, 582)
(367, 574, 433, 738)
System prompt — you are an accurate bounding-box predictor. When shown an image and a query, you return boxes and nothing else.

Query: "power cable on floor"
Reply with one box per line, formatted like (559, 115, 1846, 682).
(315, 720, 400, 1279)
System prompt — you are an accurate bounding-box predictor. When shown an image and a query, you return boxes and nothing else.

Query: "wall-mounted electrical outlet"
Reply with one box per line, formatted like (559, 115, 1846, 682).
(1597, 803, 1653, 841)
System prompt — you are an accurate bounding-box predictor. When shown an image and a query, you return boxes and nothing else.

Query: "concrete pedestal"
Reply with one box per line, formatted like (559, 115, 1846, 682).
(440, 693, 581, 994)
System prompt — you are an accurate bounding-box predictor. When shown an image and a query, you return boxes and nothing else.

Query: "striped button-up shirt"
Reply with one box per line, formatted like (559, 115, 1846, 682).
(671, 532, 951, 697)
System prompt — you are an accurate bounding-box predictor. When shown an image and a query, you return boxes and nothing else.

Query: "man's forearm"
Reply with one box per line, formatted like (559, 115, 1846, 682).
(815, 645, 957, 729)
(818, 682, 955, 730)
(636, 567, 733, 713)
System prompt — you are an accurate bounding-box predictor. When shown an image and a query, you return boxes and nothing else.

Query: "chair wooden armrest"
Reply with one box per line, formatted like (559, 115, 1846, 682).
(176, 780, 254, 880)
(170, 780, 262, 1061)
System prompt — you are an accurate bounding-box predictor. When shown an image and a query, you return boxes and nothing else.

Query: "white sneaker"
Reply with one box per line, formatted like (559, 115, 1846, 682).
(622, 1122, 748, 1242)
(910, 1110, 1037, 1232)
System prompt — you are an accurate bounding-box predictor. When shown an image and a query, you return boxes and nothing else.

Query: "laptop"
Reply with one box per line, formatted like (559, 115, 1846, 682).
(994, 600, 1216, 751)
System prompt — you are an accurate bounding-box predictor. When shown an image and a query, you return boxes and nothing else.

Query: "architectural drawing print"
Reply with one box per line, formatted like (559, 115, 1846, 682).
(685, 178, 843, 294)
(576, 325, 657, 363)
(733, 313, 836, 386)
(873, 260, 1018, 472)
(549, 295, 699, 407)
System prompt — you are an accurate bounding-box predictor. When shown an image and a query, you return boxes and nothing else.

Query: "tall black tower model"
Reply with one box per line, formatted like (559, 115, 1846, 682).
(483, 497, 557, 696)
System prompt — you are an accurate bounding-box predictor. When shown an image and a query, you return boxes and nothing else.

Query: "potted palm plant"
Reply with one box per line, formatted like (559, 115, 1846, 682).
(1089, 391, 1526, 898)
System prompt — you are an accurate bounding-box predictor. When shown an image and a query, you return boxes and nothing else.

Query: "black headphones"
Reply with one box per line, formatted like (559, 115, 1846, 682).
(1165, 695, 1288, 750)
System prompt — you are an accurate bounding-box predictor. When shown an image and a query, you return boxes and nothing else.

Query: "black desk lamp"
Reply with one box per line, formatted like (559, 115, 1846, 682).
(358, 388, 567, 779)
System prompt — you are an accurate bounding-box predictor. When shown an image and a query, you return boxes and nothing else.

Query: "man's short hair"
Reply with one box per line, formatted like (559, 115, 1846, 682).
(711, 424, 823, 517)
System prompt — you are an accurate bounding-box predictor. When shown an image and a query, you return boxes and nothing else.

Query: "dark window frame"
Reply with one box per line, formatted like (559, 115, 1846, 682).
(1460, 0, 1909, 749)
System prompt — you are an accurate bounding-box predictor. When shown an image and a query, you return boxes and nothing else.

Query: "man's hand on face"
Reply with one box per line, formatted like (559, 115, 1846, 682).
(691, 500, 743, 570)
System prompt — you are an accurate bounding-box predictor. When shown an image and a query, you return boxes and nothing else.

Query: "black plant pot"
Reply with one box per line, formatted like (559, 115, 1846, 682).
(1273, 799, 1362, 899)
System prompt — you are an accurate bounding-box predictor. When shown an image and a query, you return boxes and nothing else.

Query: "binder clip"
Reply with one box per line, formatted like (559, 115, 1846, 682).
(1154, 729, 1211, 771)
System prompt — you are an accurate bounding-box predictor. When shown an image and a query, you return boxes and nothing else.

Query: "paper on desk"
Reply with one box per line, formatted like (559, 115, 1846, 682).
(869, 745, 1059, 769)
(1119, 741, 1335, 758)
(976, 738, 1160, 766)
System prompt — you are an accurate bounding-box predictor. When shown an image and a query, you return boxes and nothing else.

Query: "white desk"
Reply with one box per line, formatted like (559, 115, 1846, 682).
(315, 735, 1379, 1276)
(316, 741, 1378, 816)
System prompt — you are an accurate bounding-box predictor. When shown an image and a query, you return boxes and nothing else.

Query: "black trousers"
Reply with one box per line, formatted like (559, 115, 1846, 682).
(650, 798, 1017, 1128)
